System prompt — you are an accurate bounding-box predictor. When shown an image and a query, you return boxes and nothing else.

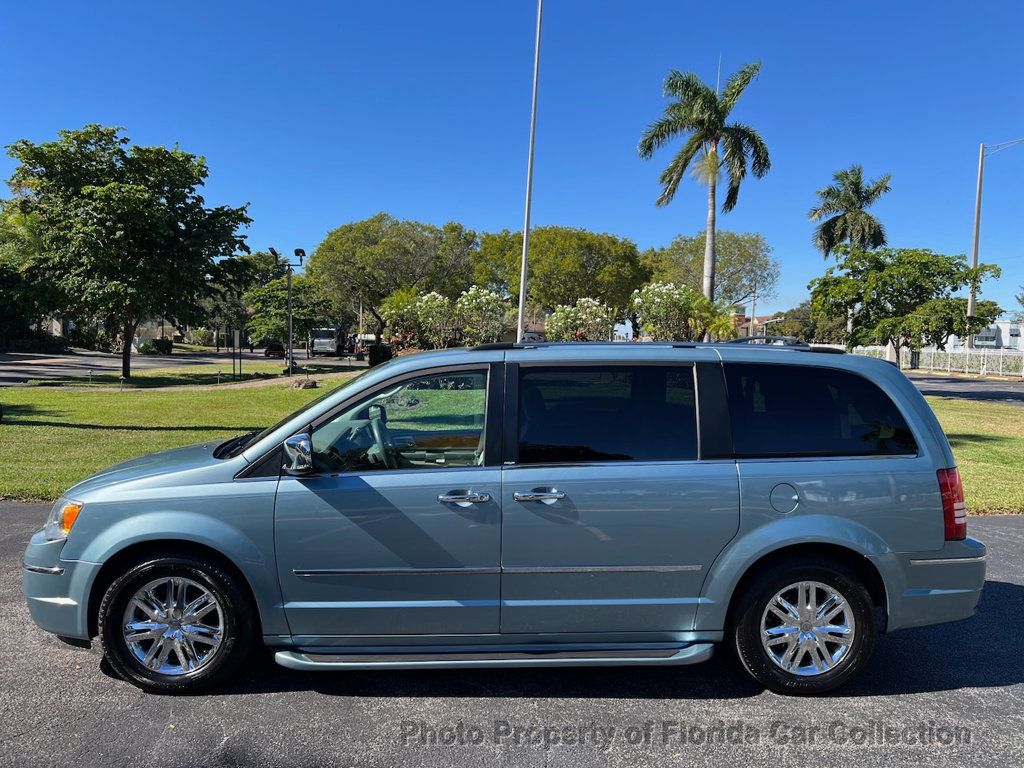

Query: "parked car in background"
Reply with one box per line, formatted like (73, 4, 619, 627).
(264, 340, 285, 358)
(308, 328, 339, 357)
(22, 341, 985, 695)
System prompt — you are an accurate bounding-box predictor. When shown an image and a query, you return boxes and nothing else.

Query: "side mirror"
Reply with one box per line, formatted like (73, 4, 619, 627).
(283, 433, 313, 475)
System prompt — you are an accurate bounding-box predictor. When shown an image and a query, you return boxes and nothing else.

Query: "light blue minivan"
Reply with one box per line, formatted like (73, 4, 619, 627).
(23, 342, 986, 695)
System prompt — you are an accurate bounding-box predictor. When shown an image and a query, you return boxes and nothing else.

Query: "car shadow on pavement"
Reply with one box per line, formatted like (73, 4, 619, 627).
(186, 579, 1024, 700)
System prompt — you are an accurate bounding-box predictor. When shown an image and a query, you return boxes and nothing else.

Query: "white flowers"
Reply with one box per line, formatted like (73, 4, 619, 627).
(546, 298, 615, 341)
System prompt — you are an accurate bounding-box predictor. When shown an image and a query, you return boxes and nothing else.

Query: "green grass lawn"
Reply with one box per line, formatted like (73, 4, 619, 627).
(25, 360, 358, 388)
(927, 397, 1024, 515)
(0, 386, 1021, 513)
(0, 377, 357, 500)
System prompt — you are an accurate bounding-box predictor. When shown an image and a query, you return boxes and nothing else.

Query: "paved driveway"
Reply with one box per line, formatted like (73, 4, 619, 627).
(0, 349, 360, 385)
(907, 373, 1024, 407)
(2, 503, 1021, 767)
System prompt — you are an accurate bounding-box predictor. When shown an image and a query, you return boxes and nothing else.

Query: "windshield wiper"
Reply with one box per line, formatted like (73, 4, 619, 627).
(214, 430, 261, 459)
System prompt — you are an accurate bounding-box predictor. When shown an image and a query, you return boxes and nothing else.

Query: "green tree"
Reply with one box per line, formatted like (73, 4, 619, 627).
(474, 226, 648, 317)
(808, 164, 891, 257)
(5, 125, 250, 376)
(645, 230, 779, 306)
(769, 300, 846, 343)
(1014, 284, 1024, 322)
(545, 298, 616, 342)
(630, 282, 736, 341)
(873, 297, 1002, 354)
(244, 274, 330, 344)
(0, 204, 61, 345)
(809, 246, 1001, 360)
(307, 213, 471, 343)
(638, 62, 770, 301)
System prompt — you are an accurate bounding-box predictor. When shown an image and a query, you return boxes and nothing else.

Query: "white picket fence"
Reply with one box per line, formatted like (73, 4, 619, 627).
(851, 345, 1024, 378)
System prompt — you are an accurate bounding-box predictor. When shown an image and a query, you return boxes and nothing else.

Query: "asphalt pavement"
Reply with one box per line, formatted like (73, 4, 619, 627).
(906, 372, 1024, 407)
(2, 502, 1022, 768)
(0, 349, 359, 385)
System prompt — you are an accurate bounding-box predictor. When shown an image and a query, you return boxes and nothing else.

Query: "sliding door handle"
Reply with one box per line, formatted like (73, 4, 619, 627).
(437, 491, 491, 505)
(513, 489, 566, 503)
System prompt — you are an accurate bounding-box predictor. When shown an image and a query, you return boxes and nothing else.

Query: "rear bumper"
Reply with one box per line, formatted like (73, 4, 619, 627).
(879, 537, 987, 632)
(22, 530, 101, 640)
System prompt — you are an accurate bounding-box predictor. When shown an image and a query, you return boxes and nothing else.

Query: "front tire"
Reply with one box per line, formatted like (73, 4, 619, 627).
(732, 558, 875, 695)
(98, 555, 254, 694)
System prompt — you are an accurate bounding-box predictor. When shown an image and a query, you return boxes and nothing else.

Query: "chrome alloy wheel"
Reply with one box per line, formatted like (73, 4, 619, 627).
(760, 580, 856, 677)
(121, 577, 224, 675)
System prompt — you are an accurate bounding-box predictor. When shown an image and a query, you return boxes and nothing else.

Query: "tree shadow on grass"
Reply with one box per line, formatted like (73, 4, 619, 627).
(946, 432, 1017, 449)
(0, 403, 60, 422)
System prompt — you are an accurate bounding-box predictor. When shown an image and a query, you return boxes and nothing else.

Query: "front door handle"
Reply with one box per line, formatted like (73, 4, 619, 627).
(437, 491, 491, 506)
(513, 489, 566, 503)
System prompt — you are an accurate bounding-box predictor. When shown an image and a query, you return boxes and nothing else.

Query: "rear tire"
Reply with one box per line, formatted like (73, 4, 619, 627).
(98, 555, 254, 694)
(732, 558, 875, 695)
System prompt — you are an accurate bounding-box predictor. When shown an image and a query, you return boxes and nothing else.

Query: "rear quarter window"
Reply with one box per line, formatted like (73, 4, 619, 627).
(723, 363, 917, 458)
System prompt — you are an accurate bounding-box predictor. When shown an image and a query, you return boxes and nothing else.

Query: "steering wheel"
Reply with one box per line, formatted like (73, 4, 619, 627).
(368, 404, 398, 469)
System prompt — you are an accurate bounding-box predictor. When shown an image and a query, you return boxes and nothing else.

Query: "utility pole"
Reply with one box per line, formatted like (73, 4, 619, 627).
(965, 142, 984, 349)
(964, 137, 1024, 349)
(269, 247, 304, 376)
(515, 0, 543, 342)
(748, 281, 758, 337)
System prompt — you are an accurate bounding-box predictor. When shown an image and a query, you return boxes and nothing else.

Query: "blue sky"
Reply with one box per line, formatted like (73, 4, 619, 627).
(3, 0, 1023, 313)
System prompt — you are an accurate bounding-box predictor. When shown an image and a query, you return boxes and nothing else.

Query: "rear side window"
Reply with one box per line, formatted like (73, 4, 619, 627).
(723, 363, 917, 458)
(517, 366, 697, 464)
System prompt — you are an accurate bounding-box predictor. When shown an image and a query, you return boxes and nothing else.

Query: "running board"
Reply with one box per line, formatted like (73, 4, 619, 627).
(274, 643, 714, 671)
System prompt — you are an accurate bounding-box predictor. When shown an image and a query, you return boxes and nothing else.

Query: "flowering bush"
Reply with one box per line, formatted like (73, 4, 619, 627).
(380, 287, 421, 348)
(415, 292, 459, 349)
(630, 282, 736, 341)
(455, 286, 510, 346)
(545, 297, 615, 341)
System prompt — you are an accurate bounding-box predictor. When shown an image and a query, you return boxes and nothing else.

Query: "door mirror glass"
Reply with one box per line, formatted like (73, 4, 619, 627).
(283, 433, 314, 475)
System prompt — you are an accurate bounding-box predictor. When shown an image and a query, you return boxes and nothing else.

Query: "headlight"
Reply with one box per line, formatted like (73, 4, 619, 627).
(44, 498, 83, 541)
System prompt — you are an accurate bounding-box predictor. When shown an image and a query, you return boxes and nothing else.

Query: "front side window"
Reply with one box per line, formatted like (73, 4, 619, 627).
(723, 363, 917, 458)
(311, 369, 487, 473)
(517, 365, 697, 464)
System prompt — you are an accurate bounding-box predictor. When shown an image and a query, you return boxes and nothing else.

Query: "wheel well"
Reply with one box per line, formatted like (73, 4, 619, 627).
(725, 543, 888, 628)
(86, 540, 262, 638)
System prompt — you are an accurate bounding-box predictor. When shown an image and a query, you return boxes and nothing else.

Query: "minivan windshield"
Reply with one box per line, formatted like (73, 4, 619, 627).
(215, 369, 370, 459)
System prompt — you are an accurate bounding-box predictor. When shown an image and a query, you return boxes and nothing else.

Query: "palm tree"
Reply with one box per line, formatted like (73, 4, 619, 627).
(808, 165, 891, 257)
(639, 62, 770, 301)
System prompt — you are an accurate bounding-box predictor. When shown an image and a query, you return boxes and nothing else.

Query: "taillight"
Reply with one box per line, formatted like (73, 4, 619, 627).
(937, 467, 966, 540)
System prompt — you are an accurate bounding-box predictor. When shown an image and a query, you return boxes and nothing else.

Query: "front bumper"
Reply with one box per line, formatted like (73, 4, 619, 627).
(22, 529, 102, 640)
(880, 537, 987, 632)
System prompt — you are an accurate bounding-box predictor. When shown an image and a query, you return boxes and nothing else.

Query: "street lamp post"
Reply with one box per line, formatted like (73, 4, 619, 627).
(515, 0, 544, 342)
(269, 247, 305, 376)
(965, 138, 1024, 348)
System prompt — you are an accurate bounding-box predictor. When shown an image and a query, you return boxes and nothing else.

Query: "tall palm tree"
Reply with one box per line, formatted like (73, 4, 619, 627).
(808, 164, 891, 257)
(639, 62, 770, 301)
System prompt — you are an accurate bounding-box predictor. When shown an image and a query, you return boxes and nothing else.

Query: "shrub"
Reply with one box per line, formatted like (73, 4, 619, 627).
(415, 292, 458, 349)
(3, 330, 69, 354)
(151, 337, 172, 355)
(189, 328, 214, 346)
(381, 287, 421, 349)
(630, 282, 736, 341)
(456, 286, 510, 346)
(545, 298, 615, 341)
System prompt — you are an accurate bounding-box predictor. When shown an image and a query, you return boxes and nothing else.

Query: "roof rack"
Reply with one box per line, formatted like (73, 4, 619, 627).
(724, 335, 805, 346)
(469, 340, 845, 354)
